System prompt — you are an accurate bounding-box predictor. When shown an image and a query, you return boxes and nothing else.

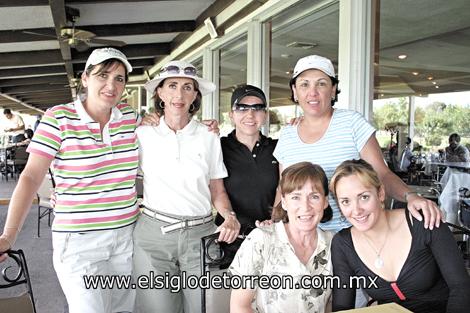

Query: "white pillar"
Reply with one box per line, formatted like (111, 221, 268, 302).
(408, 95, 415, 149)
(337, 0, 375, 120)
(202, 48, 219, 120)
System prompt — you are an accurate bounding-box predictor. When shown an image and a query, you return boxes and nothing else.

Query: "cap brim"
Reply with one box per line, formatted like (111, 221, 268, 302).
(145, 74, 216, 96)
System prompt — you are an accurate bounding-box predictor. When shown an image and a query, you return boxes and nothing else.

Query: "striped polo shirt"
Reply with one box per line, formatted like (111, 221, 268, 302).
(27, 99, 140, 232)
(273, 109, 376, 232)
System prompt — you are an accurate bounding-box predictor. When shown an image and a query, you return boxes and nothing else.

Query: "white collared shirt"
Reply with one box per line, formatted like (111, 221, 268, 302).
(137, 118, 227, 217)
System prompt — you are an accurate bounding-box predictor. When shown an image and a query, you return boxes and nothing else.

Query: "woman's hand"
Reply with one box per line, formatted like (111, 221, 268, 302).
(255, 219, 273, 228)
(201, 119, 220, 134)
(407, 193, 443, 229)
(288, 116, 303, 126)
(0, 235, 13, 262)
(217, 214, 241, 244)
(140, 112, 160, 126)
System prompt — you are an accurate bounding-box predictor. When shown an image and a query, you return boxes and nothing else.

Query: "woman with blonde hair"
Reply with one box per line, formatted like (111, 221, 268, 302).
(330, 159, 470, 313)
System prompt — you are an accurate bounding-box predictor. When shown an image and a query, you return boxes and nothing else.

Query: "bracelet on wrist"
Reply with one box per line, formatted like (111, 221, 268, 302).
(226, 211, 237, 219)
(404, 191, 418, 202)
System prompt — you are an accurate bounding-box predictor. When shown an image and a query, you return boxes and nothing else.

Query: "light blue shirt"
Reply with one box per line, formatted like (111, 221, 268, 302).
(273, 109, 376, 232)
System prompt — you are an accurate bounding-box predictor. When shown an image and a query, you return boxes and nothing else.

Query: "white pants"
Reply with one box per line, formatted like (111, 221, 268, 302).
(52, 225, 135, 313)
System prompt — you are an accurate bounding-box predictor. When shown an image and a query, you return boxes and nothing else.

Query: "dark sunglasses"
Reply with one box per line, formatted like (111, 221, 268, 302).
(233, 103, 267, 112)
(160, 65, 197, 76)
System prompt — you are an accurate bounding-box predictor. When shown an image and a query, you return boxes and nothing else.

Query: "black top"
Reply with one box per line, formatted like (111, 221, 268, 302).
(332, 210, 470, 313)
(216, 130, 279, 228)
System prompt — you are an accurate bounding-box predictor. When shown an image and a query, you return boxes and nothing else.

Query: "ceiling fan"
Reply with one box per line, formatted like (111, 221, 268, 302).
(23, 8, 126, 52)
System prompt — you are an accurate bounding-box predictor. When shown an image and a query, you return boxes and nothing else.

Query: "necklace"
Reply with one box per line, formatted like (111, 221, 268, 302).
(362, 224, 390, 269)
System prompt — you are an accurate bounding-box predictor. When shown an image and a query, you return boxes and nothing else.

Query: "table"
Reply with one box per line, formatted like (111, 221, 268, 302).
(439, 167, 470, 224)
(425, 161, 470, 180)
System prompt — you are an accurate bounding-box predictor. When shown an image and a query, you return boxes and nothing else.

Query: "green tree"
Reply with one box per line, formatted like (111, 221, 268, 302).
(373, 97, 408, 129)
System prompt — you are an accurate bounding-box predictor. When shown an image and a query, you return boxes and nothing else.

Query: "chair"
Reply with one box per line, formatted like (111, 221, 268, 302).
(37, 171, 55, 237)
(0, 249, 37, 313)
(200, 229, 249, 313)
(6, 146, 29, 179)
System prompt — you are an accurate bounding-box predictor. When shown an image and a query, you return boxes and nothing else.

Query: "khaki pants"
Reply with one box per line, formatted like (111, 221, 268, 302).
(133, 213, 216, 313)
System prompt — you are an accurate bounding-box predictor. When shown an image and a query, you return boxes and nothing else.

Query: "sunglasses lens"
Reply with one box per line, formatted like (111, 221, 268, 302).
(184, 67, 197, 76)
(161, 65, 180, 74)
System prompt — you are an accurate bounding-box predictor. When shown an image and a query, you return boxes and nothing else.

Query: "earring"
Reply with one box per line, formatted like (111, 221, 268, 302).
(294, 98, 298, 103)
(158, 101, 165, 109)
(340, 212, 347, 223)
(189, 103, 195, 112)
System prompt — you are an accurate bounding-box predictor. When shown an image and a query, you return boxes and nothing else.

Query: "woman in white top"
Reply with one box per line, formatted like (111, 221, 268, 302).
(133, 60, 240, 313)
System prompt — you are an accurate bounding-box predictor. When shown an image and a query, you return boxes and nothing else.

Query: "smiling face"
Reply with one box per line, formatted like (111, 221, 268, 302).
(292, 69, 336, 118)
(334, 174, 386, 232)
(229, 95, 267, 138)
(281, 180, 329, 233)
(157, 77, 198, 117)
(81, 61, 126, 111)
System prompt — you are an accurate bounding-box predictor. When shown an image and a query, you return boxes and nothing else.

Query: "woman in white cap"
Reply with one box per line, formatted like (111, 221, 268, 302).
(273, 55, 442, 235)
(0, 47, 139, 313)
(133, 60, 240, 313)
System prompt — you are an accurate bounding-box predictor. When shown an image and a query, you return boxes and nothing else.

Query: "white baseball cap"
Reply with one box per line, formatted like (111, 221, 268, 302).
(145, 60, 216, 96)
(292, 55, 335, 79)
(85, 47, 133, 73)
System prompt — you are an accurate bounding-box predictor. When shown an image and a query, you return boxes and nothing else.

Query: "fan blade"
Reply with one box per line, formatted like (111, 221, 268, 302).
(74, 41, 90, 52)
(22, 30, 57, 39)
(87, 38, 126, 47)
(73, 29, 96, 40)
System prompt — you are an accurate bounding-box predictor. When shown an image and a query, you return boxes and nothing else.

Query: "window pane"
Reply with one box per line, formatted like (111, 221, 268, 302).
(268, 0, 339, 138)
(219, 35, 248, 136)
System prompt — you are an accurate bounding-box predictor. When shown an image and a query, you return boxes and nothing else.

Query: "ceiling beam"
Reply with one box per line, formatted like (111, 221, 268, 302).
(71, 43, 171, 62)
(49, 0, 76, 89)
(1, 84, 70, 94)
(0, 93, 45, 113)
(65, 0, 184, 3)
(0, 65, 66, 79)
(0, 0, 48, 6)
(0, 75, 69, 87)
(0, 50, 63, 67)
(79, 20, 195, 37)
(0, 28, 56, 44)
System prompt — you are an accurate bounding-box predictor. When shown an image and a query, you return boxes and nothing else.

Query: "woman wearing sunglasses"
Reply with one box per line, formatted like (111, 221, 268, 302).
(0, 48, 139, 313)
(215, 84, 279, 232)
(133, 60, 240, 313)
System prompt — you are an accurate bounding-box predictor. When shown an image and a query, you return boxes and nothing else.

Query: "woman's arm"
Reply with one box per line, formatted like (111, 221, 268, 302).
(429, 223, 470, 312)
(360, 135, 442, 229)
(331, 235, 356, 311)
(0, 154, 53, 261)
(230, 288, 256, 313)
(209, 178, 240, 243)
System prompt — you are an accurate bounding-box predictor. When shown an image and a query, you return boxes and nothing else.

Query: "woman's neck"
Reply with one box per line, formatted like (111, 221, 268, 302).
(164, 114, 191, 132)
(235, 131, 260, 151)
(83, 100, 111, 130)
(285, 223, 318, 248)
(302, 108, 333, 128)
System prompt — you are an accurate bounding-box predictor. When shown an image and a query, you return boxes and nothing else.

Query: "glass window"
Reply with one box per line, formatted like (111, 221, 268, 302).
(192, 58, 203, 121)
(267, 0, 339, 137)
(373, 0, 470, 152)
(218, 35, 248, 136)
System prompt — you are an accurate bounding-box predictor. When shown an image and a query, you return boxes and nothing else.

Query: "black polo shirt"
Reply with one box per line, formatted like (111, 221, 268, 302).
(215, 130, 279, 228)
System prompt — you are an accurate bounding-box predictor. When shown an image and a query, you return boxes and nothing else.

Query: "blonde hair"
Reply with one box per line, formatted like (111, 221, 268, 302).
(330, 159, 382, 198)
(272, 162, 332, 223)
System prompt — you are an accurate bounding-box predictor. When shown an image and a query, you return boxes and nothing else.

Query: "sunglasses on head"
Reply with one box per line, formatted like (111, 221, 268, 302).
(160, 65, 197, 76)
(233, 103, 267, 112)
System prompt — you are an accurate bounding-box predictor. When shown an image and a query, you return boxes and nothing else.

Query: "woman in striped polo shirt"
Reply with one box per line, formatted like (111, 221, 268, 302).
(0, 48, 139, 313)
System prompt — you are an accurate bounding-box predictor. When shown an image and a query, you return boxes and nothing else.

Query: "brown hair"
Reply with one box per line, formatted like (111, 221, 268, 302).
(330, 159, 382, 199)
(153, 79, 202, 116)
(77, 59, 129, 99)
(272, 162, 332, 223)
